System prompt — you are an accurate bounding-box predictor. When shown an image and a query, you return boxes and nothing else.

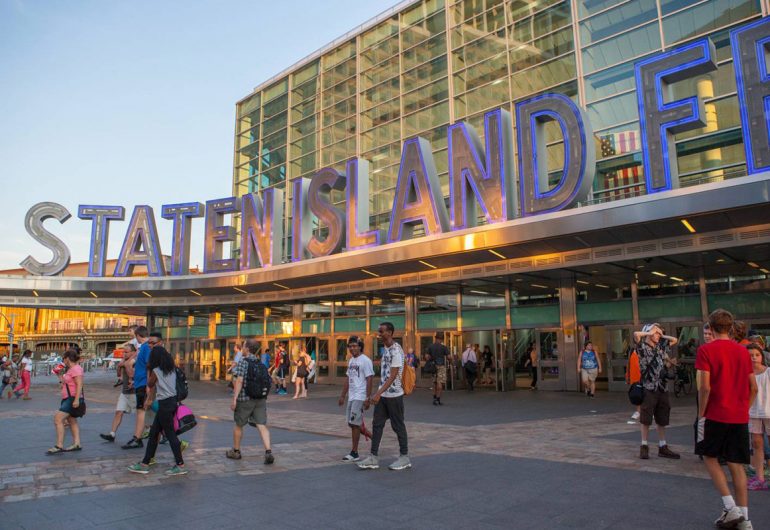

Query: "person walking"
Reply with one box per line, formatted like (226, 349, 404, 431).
(404, 348, 419, 370)
(358, 322, 410, 471)
(128, 345, 186, 476)
(462, 344, 478, 391)
(746, 342, 769, 491)
(427, 333, 449, 406)
(525, 342, 538, 390)
(122, 327, 153, 449)
(695, 309, 757, 529)
(0, 355, 18, 399)
(338, 336, 374, 462)
(578, 341, 602, 398)
(271, 344, 290, 395)
(100, 344, 137, 442)
(13, 350, 33, 400)
(47, 349, 84, 454)
(634, 323, 680, 460)
(226, 339, 274, 464)
(293, 345, 310, 399)
(626, 348, 641, 422)
(481, 345, 494, 385)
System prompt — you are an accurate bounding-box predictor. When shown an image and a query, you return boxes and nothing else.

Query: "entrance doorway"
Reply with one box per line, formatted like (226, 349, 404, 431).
(536, 329, 564, 390)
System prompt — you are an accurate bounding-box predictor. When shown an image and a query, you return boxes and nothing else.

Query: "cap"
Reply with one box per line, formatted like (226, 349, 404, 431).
(348, 335, 363, 347)
(434, 332, 443, 340)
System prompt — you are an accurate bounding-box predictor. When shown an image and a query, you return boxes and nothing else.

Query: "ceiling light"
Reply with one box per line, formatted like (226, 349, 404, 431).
(233, 287, 248, 294)
(469, 290, 489, 295)
(273, 283, 290, 290)
(576, 280, 589, 285)
(716, 258, 725, 263)
(594, 283, 610, 288)
(680, 219, 696, 233)
(488, 249, 506, 259)
(32, 290, 38, 297)
(361, 269, 380, 277)
(669, 276, 684, 282)
(652, 271, 667, 277)
(748, 262, 760, 268)
(761, 268, 770, 274)
(531, 284, 548, 289)
(388, 292, 404, 297)
(189, 289, 202, 296)
(89, 291, 98, 298)
(418, 260, 437, 269)
(142, 291, 152, 298)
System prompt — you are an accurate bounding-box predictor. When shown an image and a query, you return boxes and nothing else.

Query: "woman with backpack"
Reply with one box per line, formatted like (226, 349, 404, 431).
(47, 349, 84, 454)
(128, 346, 186, 476)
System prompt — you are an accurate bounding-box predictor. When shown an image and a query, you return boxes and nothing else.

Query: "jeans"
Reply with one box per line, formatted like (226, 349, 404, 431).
(142, 397, 183, 466)
(370, 395, 408, 457)
(530, 366, 538, 388)
(464, 367, 475, 390)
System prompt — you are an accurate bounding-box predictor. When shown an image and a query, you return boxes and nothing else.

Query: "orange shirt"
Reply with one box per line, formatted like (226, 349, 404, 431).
(626, 350, 640, 384)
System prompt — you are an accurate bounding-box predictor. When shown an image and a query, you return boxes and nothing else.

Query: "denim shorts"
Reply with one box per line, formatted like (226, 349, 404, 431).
(59, 397, 76, 415)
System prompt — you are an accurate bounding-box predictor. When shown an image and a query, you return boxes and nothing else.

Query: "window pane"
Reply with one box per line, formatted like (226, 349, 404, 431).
(582, 22, 661, 74)
(662, 0, 761, 45)
(510, 54, 576, 97)
(580, 0, 657, 46)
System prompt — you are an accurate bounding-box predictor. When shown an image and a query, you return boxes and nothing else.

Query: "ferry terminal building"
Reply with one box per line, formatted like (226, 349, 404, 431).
(4, 0, 770, 392)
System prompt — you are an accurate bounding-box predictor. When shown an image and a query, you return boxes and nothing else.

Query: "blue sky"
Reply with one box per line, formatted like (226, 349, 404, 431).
(0, 0, 397, 272)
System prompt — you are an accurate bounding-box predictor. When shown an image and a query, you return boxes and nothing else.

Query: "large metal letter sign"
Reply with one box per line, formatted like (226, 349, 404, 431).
(114, 206, 166, 277)
(635, 38, 717, 192)
(241, 189, 284, 269)
(515, 93, 595, 216)
(732, 17, 770, 174)
(78, 205, 125, 277)
(346, 158, 381, 250)
(448, 108, 515, 229)
(291, 178, 313, 262)
(387, 137, 449, 242)
(161, 202, 204, 276)
(20, 202, 72, 276)
(307, 167, 346, 258)
(203, 197, 239, 273)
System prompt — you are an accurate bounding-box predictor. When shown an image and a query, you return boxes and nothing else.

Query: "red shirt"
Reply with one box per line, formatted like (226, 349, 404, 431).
(695, 339, 753, 423)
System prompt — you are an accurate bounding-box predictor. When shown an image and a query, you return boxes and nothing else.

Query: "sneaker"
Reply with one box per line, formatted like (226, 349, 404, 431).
(747, 477, 769, 491)
(226, 448, 242, 460)
(388, 455, 412, 470)
(745, 465, 756, 478)
(631, 411, 640, 421)
(715, 506, 744, 528)
(432, 398, 438, 406)
(589, 393, 595, 398)
(159, 436, 168, 444)
(127, 462, 150, 474)
(148, 458, 156, 466)
(99, 433, 115, 442)
(121, 437, 143, 449)
(658, 445, 680, 459)
(141, 430, 150, 440)
(639, 445, 649, 460)
(264, 451, 274, 465)
(180, 440, 189, 453)
(737, 520, 754, 530)
(165, 465, 187, 476)
(357, 454, 379, 470)
(342, 451, 360, 462)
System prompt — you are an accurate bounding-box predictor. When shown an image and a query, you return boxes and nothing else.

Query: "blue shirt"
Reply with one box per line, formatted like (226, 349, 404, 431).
(581, 350, 598, 370)
(133, 342, 150, 388)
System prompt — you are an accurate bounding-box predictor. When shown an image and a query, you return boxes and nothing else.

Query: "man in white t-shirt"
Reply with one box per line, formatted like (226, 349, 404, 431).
(358, 322, 411, 471)
(338, 336, 374, 462)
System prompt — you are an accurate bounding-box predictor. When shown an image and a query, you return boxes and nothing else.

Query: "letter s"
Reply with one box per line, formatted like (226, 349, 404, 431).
(20, 202, 72, 276)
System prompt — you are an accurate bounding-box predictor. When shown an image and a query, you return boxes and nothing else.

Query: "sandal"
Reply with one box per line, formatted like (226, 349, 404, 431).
(64, 444, 82, 452)
(46, 446, 64, 455)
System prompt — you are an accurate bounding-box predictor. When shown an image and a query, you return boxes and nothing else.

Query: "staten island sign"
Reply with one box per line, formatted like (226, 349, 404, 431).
(20, 18, 770, 277)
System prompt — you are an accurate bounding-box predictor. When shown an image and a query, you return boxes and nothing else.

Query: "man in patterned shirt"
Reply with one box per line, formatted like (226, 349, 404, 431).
(226, 338, 274, 464)
(634, 323, 680, 460)
(358, 321, 411, 471)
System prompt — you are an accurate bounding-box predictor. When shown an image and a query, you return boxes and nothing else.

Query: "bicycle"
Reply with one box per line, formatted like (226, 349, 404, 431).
(673, 363, 694, 397)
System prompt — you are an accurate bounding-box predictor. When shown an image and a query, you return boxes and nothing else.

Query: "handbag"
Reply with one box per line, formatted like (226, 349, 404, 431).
(628, 358, 654, 406)
(423, 358, 437, 374)
(465, 360, 478, 374)
(65, 383, 87, 418)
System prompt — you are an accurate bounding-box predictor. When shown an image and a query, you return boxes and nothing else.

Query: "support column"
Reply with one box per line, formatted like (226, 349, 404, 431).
(146, 314, 157, 331)
(237, 309, 245, 341)
(559, 279, 579, 391)
(699, 270, 709, 321)
(208, 312, 220, 381)
(504, 286, 512, 329)
(292, 303, 303, 338)
(631, 281, 640, 327)
(456, 287, 463, 332)
(404, 294, 417, 354)
(186, 314, 196, 380)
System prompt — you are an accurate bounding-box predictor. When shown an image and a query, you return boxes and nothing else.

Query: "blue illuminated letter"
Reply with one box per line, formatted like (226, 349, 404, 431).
(78, 205, 125, 277)
(161, 202, 203, 276)
(204, 197, 239, 273)
(114, 205, 166, 277)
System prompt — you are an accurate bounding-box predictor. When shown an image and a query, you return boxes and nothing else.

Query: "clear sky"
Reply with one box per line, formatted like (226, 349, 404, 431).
(0, 0, 398, 272)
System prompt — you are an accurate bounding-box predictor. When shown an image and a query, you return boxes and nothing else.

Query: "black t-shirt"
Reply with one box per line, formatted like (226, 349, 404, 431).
(427, 343, 450, 365)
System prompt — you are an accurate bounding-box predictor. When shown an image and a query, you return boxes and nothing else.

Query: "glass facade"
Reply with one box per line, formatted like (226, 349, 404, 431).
(233, 0, 766, 259)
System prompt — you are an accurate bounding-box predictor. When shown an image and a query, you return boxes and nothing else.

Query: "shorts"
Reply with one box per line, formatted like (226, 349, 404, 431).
(433, 364, 447, 386)
(59, 397, 75, 415)
(695, 419, 750, 464)
(135, 387, 147, 409)
(639, 390, 670, 427)
(276, 367, 288, 379)
(749, 417, 770, 435)
(234, 398, 267, 427)
(117, 393, 136, 414)
(346, 400, 364, 427)
(581, 368, 598, 383)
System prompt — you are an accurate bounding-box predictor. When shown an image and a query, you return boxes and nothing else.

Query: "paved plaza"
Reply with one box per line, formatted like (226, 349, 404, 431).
(0, 371, 768, 529)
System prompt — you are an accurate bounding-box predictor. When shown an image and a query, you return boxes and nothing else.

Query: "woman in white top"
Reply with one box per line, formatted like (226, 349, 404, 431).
(747, 343, 770, 489)
(14, 350, 33, 399)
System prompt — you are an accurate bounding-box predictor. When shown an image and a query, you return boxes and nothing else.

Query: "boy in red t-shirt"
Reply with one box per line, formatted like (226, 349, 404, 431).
(695, 309, 757, 529)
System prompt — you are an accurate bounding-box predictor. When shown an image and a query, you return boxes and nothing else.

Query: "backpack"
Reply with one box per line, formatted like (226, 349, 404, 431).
(245, 357, 271, 399)
(174, 403, 197, 435)
(175, 367, 189, 402)
(401, 362, 416, 396)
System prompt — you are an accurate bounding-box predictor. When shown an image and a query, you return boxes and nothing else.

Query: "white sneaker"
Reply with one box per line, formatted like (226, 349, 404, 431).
(357, 454, 379, 470)
(631, 411, 640, 421)
(715, 506, 744, 528)
(388, 455, 412, 470)
(342, 452, 360, 462)
(736, 520, 753, 530)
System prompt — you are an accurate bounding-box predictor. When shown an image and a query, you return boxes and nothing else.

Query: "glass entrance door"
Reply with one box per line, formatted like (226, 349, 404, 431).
(606, 327, 633, 391)
(536, 329, 564, 390)
(497, 330, 517, 391)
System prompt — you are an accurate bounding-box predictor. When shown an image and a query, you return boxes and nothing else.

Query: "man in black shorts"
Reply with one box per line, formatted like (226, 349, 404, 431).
(426, 333, 449, 406)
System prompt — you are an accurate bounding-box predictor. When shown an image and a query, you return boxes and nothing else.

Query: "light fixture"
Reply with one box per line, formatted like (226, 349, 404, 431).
(576, 280, 589, 285)
(680, 219, 696, 233)
(189, 289, 202, 296)
(595, 283, 610, 288)
(652, 271, 667, 277)
(32, 290, 38, 297)
(761, 268, 770, 274)
(418, 260, 437, 269)
(388, 292, 404, 297)
(669, 276, 684, 282)
(89, 291, 98, 298)
(488, 249, 506, 260)
(748, 261, 760, 268)
(142, 291, 152, 298)
(531, 284, 548, 289)
(716, 258, 725, 263)
(273, 282, 290, 290)
(469, 290, 489, 295)
(361, 268, 380, 277)
(233, 287, 248, 294)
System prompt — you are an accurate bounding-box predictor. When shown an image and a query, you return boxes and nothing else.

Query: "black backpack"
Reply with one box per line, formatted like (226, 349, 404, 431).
(175, 367, 189, 402)
(245, 358, 271, 399)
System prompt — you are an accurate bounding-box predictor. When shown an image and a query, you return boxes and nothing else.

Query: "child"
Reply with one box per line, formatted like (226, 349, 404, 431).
(747, 343, 770, 490)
